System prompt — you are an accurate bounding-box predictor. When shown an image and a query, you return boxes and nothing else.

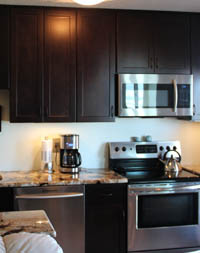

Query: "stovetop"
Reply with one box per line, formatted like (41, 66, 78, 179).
(109, 141, 200, 184)
(114, 167, 200, 184)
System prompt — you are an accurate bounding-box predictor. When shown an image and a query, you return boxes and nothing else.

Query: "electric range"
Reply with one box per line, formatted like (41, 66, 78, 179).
(109, 141, 200, 253)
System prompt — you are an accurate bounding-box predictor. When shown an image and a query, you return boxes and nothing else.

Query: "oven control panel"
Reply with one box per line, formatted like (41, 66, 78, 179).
(109, 141, 181, 159)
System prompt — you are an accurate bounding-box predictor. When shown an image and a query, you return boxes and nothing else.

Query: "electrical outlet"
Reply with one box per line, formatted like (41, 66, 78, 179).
(53, 138, 60, 153)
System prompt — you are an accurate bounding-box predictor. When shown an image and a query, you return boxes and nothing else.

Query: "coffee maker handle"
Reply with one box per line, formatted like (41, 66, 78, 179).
(77, 152, 82, 167)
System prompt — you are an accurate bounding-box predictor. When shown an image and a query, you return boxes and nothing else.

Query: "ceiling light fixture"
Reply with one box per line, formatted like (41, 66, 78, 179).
(73, 0, 104, 5)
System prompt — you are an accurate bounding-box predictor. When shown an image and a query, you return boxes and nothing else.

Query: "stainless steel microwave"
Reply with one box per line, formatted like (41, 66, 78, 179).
(117, 74, 193, 117)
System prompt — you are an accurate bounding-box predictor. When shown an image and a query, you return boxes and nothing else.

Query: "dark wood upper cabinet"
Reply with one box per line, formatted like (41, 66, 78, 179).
(10, 7, 43, 122)
(0, 6, 10, 89)
(191, 14, 200, 121)
(117, 12, 154, 74)
(154, 13, 190, 74)
(44, 8, 76, 122)
(117, 11, 190, 74)
(77, 9, 115, 122)
(9, 7, 192, 123)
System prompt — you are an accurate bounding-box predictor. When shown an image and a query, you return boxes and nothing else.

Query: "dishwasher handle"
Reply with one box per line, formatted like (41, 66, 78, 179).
(15, 192, 84, 200)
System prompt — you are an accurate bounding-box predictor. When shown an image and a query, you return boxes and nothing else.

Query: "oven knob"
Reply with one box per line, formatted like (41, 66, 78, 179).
(173, 146, 177, 151)
(115, 147, 119, 152)
(159, 146, 164, 151)
(122, 147, 126, 152)
(166, 146, 170, 151)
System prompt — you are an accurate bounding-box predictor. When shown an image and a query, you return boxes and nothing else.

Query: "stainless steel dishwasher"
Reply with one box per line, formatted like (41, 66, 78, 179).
(14, 185, 85, 253)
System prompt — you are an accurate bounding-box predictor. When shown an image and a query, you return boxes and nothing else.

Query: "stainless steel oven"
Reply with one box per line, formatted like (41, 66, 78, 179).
(128, 182, 200, 252)
(109, 140, 200, 252)
(117, 74, 193, 117)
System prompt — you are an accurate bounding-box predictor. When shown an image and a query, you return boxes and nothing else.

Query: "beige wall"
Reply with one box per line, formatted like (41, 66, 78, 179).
(1, 90, 200, 171)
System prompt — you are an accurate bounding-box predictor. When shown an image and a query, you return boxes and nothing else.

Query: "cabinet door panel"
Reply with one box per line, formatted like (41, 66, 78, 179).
(0, 6, 9, 89)
(44, 8, 76, 122)
(77, 10, 115, 122)
(117, 12, 154, 74)
(154, 13, 190, 74)
(10, 7, 43, 122)
(86, 205, 125, 253)
(85, 184, 127, 253)
(191, 14, 200, 121)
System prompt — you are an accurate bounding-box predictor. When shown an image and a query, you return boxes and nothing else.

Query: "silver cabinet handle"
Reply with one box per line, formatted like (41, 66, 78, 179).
(172, 79, 178, 113)
(16, 192, 84, 200)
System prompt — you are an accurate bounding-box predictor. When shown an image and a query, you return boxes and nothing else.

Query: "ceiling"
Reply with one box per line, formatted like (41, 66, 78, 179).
(0, 0, 200, 13)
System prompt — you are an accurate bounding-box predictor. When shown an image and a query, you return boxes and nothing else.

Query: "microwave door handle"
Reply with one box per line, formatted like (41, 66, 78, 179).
(173, 79, 178, 113)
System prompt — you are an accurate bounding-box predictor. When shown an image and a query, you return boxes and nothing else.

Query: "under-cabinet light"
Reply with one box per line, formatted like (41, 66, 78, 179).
(73, 0, 104, 5)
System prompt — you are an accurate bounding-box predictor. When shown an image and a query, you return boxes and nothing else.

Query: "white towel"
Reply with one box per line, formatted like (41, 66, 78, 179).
(0, 232, 63, 253)
(0, 237, 6, 253)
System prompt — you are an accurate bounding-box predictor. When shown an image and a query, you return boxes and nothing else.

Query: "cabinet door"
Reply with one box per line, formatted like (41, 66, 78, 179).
(0, 188, 14, 211)
(44, 8, 76, 122)
(0, 6, 9, 89)
(85, 184, 127, 253)
(10, 7, 43, 122)
(77, 10, 115, 122)
(191, 14, 200, 121)
(154, 13, 190, 74)
(86, 205, 125, 253)
(117, 11, 154, 74)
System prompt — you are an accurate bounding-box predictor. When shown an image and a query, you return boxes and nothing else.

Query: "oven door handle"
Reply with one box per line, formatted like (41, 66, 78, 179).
(129, 184, 200, 194)
(172, 79, 178, 113)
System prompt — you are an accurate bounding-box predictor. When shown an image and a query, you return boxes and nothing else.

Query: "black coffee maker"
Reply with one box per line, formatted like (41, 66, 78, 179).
(60, 134, 82, 173)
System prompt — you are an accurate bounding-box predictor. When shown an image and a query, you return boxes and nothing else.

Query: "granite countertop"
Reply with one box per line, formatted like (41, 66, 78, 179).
(0, 210, 56, 237)
(183, 165, 200, 176)
(0, 168, 127, 187)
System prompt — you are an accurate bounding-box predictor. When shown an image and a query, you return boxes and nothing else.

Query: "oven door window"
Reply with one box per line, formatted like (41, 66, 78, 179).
(122, 83, 174, 109)
(138, 193, 198, 228)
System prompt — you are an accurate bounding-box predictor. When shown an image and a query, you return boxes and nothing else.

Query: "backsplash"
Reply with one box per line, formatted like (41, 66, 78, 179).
(1, 90, 200, 171)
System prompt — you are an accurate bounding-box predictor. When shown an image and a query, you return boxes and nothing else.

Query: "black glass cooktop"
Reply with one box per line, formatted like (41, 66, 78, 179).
(116, 168, 200, 183)
(110, 158, 200, 183)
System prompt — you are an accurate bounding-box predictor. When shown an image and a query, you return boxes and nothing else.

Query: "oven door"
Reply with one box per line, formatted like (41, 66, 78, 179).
(128, 183, 200, 252)
(118, 74, 193, 117)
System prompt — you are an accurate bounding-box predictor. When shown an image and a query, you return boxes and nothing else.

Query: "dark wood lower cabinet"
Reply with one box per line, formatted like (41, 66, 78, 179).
(85, 184, 127, 253)
(0, 188, 14, 211)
